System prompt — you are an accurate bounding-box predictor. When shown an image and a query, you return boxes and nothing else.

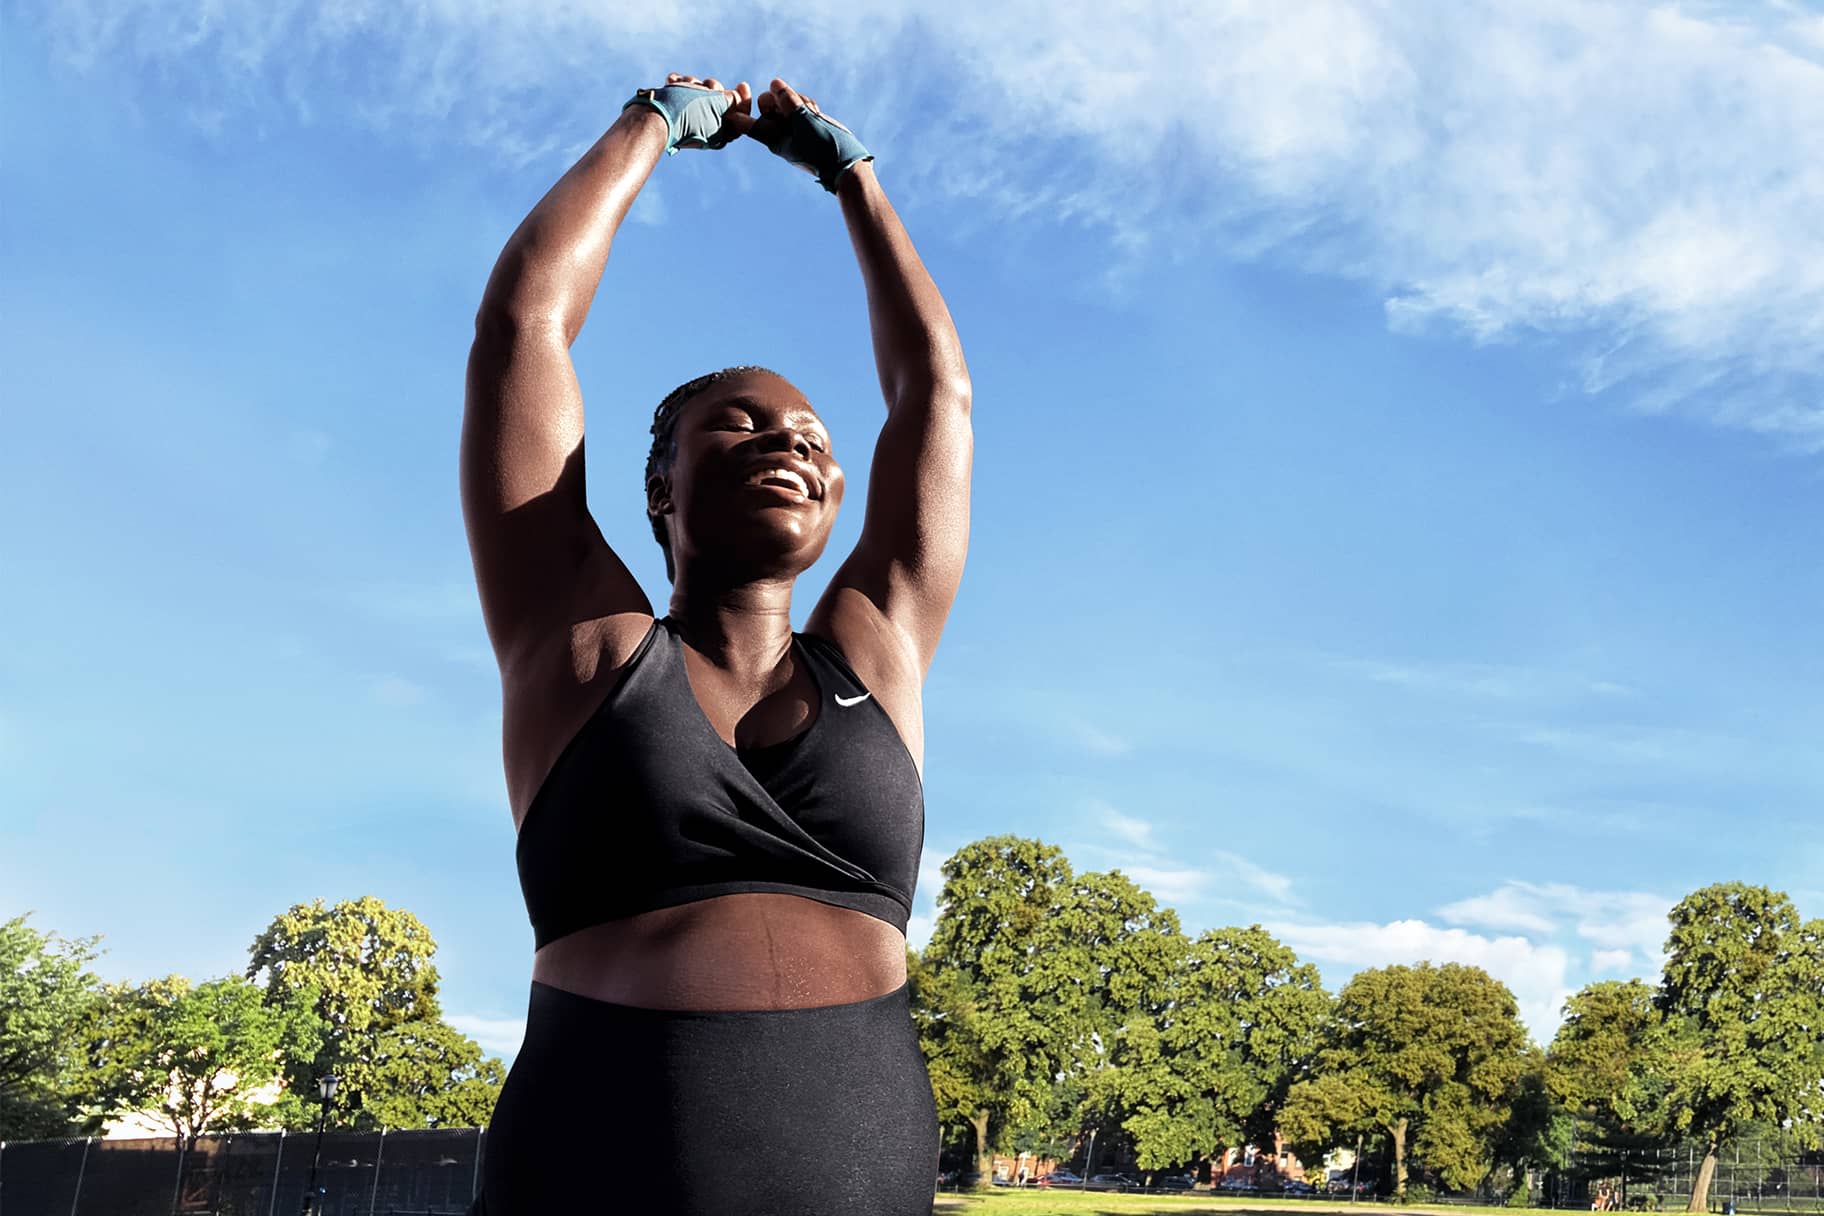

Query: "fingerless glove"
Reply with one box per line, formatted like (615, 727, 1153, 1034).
(753, 106, 873, 193)
(623, 84, 736, 154)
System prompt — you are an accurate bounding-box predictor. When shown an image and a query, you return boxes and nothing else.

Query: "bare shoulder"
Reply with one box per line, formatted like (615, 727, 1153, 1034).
(805, 586, 926, 773)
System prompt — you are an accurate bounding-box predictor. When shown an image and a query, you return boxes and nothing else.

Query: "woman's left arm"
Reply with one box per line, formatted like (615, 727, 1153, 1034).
(822, 158, 973, 676)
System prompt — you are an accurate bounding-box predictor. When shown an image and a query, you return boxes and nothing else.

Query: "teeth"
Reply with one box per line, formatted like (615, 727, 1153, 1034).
(750, 467, 809, 495)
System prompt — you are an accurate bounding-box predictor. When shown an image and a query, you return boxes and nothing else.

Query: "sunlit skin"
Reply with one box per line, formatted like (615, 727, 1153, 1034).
(461, 73, 971, 1011)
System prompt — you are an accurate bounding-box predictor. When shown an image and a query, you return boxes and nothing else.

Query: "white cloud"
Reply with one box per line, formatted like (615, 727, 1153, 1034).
(37, 0, 1824, 445)
(1591, 947, 1634, 974)
(1437, 887, 1558, 935)
(1210, 849, 1296, 906)
(1074, 806, 1286, 911)
(1122, 864, 1208, 905)
(1098, 805, 1157, 850)
(1272, 916, 1573, 1043)
(1332, 656, 1635, 701)
(446, 1013, 526, 1058)
(1439, 880, 1673, 962)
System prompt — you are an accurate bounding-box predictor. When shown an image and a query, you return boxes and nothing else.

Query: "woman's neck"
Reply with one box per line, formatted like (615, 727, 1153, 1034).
(665, 576, 796, 675)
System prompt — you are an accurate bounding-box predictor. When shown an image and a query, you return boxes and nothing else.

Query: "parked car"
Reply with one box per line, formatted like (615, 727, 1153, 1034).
(1284, 1178, 1320, 1196)
(1037, 1169, 1084, 1187)
(1220, 1173, 1259, 1191)
(1089, 1173, 1139, 1189)
(1151, 1174, 1197, 1191)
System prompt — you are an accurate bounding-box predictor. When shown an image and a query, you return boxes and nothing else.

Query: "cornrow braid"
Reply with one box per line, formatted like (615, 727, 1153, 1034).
(645, 365, 783, 581)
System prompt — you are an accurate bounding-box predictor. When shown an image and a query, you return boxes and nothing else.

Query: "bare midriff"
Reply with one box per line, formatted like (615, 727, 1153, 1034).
(530, 891, 908, 1011)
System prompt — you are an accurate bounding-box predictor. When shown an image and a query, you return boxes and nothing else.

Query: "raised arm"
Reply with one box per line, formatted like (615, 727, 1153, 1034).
(460, 76, 751, 668)
(758, 83, 972, 677)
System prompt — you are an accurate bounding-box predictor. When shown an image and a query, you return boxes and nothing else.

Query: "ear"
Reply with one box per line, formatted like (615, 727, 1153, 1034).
(646, 473, 672, 517)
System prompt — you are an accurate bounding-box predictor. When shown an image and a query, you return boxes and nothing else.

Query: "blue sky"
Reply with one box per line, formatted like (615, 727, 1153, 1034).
(3, 1, 1821, 1057)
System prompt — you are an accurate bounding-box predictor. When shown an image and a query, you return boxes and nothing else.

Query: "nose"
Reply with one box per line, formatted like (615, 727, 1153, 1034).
(760, 427, 814, 460)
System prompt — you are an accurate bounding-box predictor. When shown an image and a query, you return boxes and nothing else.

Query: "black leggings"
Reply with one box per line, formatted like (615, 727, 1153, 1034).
(474, 981, 938, 1215)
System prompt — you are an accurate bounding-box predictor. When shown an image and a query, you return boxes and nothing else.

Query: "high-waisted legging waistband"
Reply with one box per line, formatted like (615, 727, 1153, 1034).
(475, 980, 937, 1216)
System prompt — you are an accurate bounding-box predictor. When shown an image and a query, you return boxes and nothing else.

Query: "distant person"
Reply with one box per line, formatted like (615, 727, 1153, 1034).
(460, 72, 970, 1215)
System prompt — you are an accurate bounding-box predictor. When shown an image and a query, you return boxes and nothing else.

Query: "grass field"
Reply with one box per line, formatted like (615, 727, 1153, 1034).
(931, 1191, 1824, 1216)
(931, 1197, 1567, 1216)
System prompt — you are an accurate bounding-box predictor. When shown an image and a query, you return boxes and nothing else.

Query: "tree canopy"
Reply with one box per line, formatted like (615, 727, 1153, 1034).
(76, 974, 324, 1144)
(1279, 962, 1531, 1200)
(0, 914, 104, 1138)
(245, 895, 500, 1130)
(1655, 883, 1824, 1210)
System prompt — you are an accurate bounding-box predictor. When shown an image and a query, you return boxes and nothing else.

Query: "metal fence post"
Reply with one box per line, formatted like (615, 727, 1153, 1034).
(169, 1138, 186, 1216)
(470, 1128, 482, 1201)
(367, 1130, 384, 1216)
(68, 1138, 92, 1216)
(266, 1130, 284, 1216)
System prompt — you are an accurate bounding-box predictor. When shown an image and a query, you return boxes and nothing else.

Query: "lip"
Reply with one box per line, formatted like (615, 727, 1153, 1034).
(740, 458, 822, 501)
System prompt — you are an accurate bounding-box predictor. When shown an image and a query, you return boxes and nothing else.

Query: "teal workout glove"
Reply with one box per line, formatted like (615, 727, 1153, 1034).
(751, 106, 873, 193)
(623, 84, 737, 154)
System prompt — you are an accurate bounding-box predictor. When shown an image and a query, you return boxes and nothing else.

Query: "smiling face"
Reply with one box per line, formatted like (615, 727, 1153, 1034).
(646, 369, 845, 582)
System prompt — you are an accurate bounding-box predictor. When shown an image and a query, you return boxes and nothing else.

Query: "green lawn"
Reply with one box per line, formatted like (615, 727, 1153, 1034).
(932, 1197, 1566, 1216)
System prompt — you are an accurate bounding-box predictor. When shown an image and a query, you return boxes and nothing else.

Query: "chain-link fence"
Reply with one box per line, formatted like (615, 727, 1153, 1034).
(0, 1128, 485, 1216)
(1542, 1136, 1824, 1213)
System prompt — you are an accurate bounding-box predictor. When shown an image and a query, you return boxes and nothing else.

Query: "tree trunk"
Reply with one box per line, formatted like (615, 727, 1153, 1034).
(1391, 1118, 1409, 1203)
(970, 1109, 992, 1191)
(1687, 1139, 1720, 1213)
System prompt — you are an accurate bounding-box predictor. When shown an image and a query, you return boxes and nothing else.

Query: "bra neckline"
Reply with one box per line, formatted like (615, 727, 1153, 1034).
(662, 616, 826, 760)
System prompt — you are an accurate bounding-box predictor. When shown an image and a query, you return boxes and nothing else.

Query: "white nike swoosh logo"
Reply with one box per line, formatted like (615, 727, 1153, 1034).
(834, 692, 872, 707)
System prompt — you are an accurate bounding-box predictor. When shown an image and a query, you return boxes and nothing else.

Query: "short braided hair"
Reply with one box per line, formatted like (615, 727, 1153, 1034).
(645, 365, 784, 581)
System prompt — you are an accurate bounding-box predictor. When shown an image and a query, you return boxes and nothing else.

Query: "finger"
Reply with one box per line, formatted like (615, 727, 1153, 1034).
(757, 89, 779, 116)
(723, 111, 759, 138)
(770, 78, 806, 113)
(667, 72, 685, 82)
(704, 77, 724, 93)
(733, 81, 752, 112)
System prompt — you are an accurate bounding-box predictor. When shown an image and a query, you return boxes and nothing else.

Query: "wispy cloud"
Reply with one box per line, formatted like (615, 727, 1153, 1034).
(1272, 916, 1574, 1043)
(1330, 656, 1635, 702)
(34, 0, 1824, 445)
(1210, 849, 1297, 906)
(445, 1013, 525, 1059)
(1097, 805, 1157, 851)
(1439, 880, 1674, 963)
(1121, 864, 1208, 905)
(1591, 947, 1635, 974)
(1077, 805, 1291, 913)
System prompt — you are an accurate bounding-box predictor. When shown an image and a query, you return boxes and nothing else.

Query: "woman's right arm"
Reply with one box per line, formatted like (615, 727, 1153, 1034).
(461, 103, 672, 670)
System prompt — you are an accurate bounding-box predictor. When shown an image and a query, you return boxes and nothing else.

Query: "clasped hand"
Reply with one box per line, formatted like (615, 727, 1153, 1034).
(626, 73, 872, 193)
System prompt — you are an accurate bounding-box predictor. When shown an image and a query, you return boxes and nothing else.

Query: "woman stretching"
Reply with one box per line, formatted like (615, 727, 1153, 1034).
(460, 71, 971, 1215)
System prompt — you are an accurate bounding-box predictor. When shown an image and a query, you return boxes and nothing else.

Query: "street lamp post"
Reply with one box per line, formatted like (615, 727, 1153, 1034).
(301, 1074, 338, 1216)
(1083, 1127, 1097, 1189)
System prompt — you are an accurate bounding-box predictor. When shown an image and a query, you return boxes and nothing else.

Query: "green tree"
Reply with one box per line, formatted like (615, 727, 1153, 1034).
(913, 837, 1087, 1187)
(1547, 980, 1669, 1131)
(78, 975, 324, 1145)
(1058, 868, 1186, 1170)
(1280, 962, 1532, 1201)
(245, 896, 501, 1129)
(1656, 884, 1824, 1212)
(1099, 925, 1326, 1180)
(0, 914, 104, 1137)
(359, 1020, 506, 1129)
(1546, 978, 1672, 1200)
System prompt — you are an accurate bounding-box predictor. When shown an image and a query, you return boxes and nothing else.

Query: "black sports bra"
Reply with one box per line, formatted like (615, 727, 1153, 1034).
(515, 617, 924, 949)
